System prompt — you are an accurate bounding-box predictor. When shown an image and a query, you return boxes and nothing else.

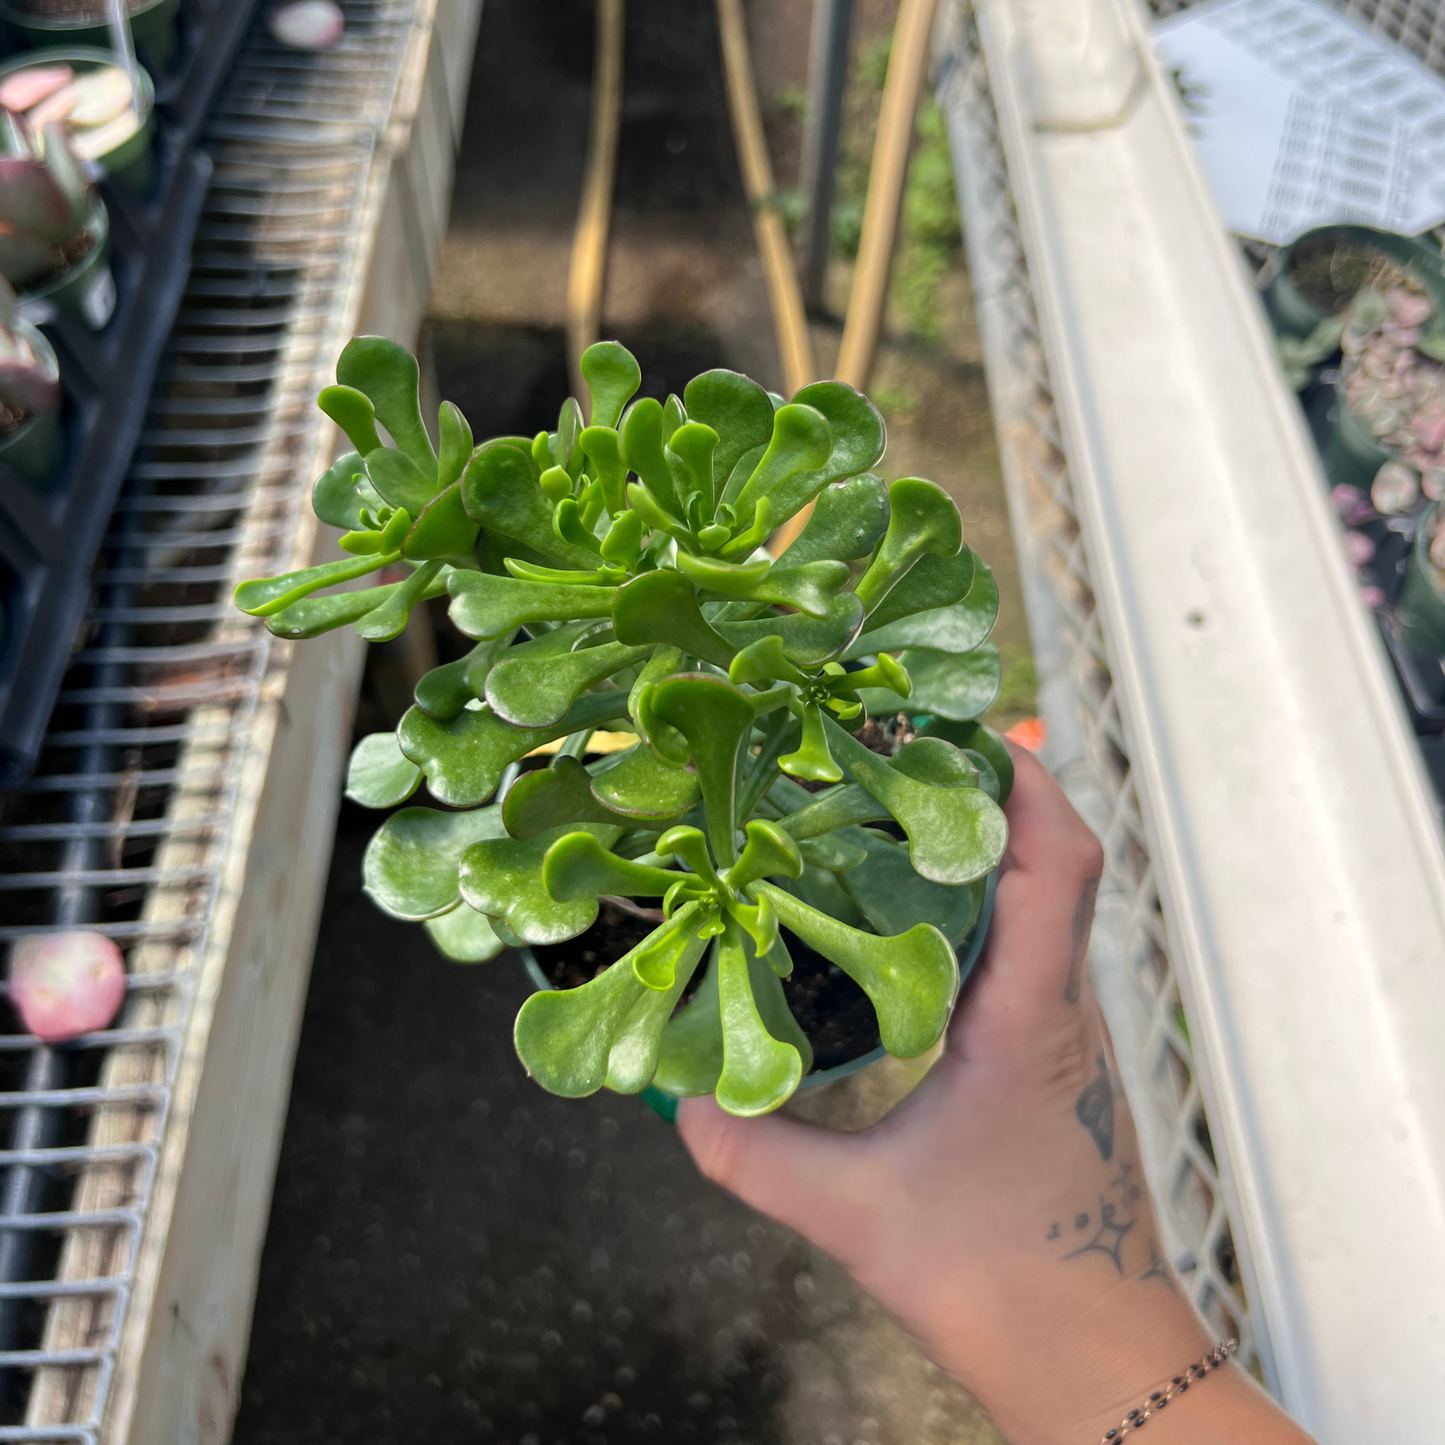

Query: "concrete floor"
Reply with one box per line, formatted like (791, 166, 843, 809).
(233, 3, 1025, 1440)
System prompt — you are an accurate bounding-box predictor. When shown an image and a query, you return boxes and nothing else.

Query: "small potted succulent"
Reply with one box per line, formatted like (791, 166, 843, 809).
(1395, 502, 1445, 656)
(0, 0, 179, 70)
(0, 112, 112, 328)
(0, 272, 62, 485)
(236, 339, 1010, 1117)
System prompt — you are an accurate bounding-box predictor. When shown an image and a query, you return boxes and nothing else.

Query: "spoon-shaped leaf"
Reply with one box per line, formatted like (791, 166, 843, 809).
(413, 636, 510, 720)
(542, 831, 684, 902)
(437, 400, 473, 489)
(401, 482, 480, 563)
(461, 443, 600, 569)
(621, 397, 680, 514)
(485, 640, 650, 728)
(728, 634, 808, 687)
(665, 422, 720, 515)
(356, 560, 446, 642)
(513, 944, 650, 1096)
(847, 557, 998, 659)
(447, 571, 619, 639)
(345, 731, 422, 808)
(797, 832, 867, 870)
(715, 591, 864, 667)
(424, 904, 505, 963)
(823, 715, 1007, 884)
(629, 899, 712, 990)
(627, 644, 687, 761)
(398, 689, 627, 807)
(604, 920, 712, 1091)
(590, 743, 701, 818)
(461, 823, 623, 945)
(612, 570, 736, 668)
(861, 547, 975, 632)
(919, 718, 1015, 805)
(726, 818, 803, 890)
(364, 446, 438, 514)
(503, 754, 689, 838)
(729, 404, 833, 517)
(858, 643, 1000, 721)
(683, 368, 775, 494)
(779, 473, 890, 565)
(778, 702, 842, 784)
(235, 552, 393, 617)
(748, 560, 851, 618)
(777, 783, 890, 841)
(552, 397, 584, 476)
(580, 425, 629, 514)
(673, 551, 772, 596)
(318, 384, 382, 458)
(754, 881, 957, 1058)
(649, 674, 756, 865)
(265, 580, 411, 639)
(758, 381, 888, 526)
(715, 922, 804, 1116)
(311, 450, 373, 530)
(653, 944, 726, 1096)
(854, 478, 964, 613)
(364, 804, 508, 920)
(727, 889, 780, 957)
(840, 827, 982, 944)
(581, 340, 642, 429)
(336, 336, 437, 475)
(889, 736, 980, 788)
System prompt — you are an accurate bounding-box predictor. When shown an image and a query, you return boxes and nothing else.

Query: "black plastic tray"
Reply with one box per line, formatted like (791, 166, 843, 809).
(153, 0, 262, 148)
(0, 144, 212, 787)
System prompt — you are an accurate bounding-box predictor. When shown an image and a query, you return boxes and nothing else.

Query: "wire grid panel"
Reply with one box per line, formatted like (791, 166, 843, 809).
(0, 4, 422, 1441)
(933, 1, 1265, 1377)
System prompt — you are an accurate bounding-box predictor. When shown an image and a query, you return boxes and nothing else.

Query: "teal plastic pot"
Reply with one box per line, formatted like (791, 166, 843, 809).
(520, 869, 998, 1125)
(0, 322, 64, 487)
(0, 0, 179, 69)
(1322, 376, 1396, 490)
(1266, 225, 1445, 340)
(0, 46, 157, 195)
(16, 191, 113, 330)
(1396, 504, 1445, 656)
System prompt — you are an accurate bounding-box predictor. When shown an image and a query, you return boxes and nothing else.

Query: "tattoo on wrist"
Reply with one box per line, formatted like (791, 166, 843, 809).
(1044, 1159, 1178, 1291)
(1075, 1053, 1116, 1161)
(1063, 874, 1101, 1004)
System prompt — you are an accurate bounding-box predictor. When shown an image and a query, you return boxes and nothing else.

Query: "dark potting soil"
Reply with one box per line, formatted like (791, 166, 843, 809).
(532, 904, 882, 1076)
(0, 401, 28, 437)
(1287, 242, 1423, 316)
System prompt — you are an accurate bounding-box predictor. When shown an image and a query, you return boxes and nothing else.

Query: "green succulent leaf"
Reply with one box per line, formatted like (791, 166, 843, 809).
(605, 918, 713, 1090)
(715, 922, 804, 1116)
(848, 558, 999, 658)
(653, 947, 726, 1096)
(683, 369, 776, 496)
(590, 743, 701, 818)
(364, 446, 438, 514)
(756, 881, 957, 1058)
(485, 640, 649, 728)
(318, 385, 383, 458)
(461, 443, 600, 569)
(779, 702, 843, 784)
(460, 823, 623, 945)
(715, 591, 864, 667)
(780, 473, 890, 565)
(919, 718, 1015, 804)
(363, 804, 508, 920)
(398, 689, 627, 807)
(728, 634, 808, 688)
(542, 831, 684, 902)
(649, 673, 757, 865)
(755, 382, 887, 525)
(447, 570, 618, 639)
(666, 422, 720, 515)
(861, 547, 976, 633)
(749, 560, 851, 618)
(840, 827, 983, 945)
(859, 643, 1000, 721)
(777, 783, 890, 841)
(336, 336, 437, 476)
(414, 636, 510, 720)
(581, 340, 642, 429)
(627, 644, 688, 760)
(673, 551, 772, 596)
(612, 570, 736, 668)
(823, 715, 1007, 884)
(401, 482, 479, 563)
(356, 560, 446, 642)
(437, 400, 474, 488)
(889, 736, 980, 789)
(311, 450, 375, 531)
(797, 832, 867, 870)
(580, 425, 629, 514)
(235, 552, 393, 617)
(726, 818, 803, 890)
(502, 752, 690, 838)
(728, 403, 833, 518)
(621, 398, 680, 514)
(424, 904, 506, 963)
(345, 730, 423, 808)
(855, 478, 964, 613)
(265, 579, 416, 639)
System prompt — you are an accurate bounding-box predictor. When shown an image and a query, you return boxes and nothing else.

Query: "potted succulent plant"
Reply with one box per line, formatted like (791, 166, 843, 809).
(236, 338, 1010, 1118)
(0, 112, 112, 327)
(0, 272, 62, 485)
(0, 0, 179, 70)
(1395, 502, 1445, 656)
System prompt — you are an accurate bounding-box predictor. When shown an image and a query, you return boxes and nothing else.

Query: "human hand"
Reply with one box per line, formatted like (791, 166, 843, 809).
(679, 746, 1308, 1444)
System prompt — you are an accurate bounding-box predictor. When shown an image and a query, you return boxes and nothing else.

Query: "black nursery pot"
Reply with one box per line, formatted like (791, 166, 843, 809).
(519, 871, 998, 1129)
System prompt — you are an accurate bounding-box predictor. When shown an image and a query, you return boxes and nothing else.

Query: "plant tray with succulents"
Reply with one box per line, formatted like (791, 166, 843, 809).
(237, 339, 1011, 1116)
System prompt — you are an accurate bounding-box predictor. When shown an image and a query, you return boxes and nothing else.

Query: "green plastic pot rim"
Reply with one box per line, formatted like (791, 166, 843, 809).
(0, 0, 171, 29)
(0, 43, 156, 137)
(15, 189, 108, 309)
(517, 867, 999, 1103)
(0, 318, 59, 452)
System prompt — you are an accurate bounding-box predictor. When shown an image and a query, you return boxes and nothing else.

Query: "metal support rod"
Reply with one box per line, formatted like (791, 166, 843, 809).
(567, 0, 625, 409)
(799, 0, 855, 314)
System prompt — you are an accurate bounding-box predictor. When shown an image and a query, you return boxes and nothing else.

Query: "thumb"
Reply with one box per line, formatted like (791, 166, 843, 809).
(677, 1095, 883, 1249)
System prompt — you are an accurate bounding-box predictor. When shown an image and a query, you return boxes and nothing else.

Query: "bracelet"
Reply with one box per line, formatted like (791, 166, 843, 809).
(1098, 1339, 1238, 1442)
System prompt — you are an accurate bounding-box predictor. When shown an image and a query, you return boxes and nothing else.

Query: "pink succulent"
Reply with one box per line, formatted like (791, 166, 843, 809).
(8, 931, 126, 1041)
(1330, 485, 1374, 525)
(1411, 404, 1445, 453)
(1388, 290, 1434, 328)
(1342, 530, 1376, 569)
(1360, 585, 1386, 608)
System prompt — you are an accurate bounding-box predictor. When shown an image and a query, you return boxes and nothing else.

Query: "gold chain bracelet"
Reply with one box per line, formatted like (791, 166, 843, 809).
(1098, 1339, 1238, 1442)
